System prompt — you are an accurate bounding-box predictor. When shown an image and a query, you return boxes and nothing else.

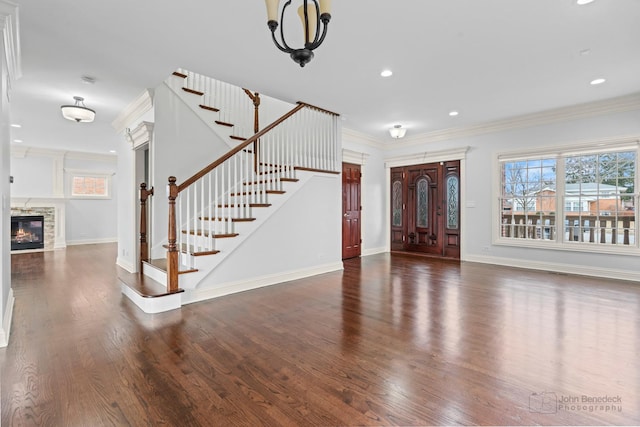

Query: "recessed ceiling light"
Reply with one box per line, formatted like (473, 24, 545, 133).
(11, 123, 21, 128)
(449, 111, 459, 117)
(590, 78, 606, 85)
(13, 139, 22, 143)
(577, 0, 594, 5)
(109, 150, 116, 153)
(380, 69, 393, 77)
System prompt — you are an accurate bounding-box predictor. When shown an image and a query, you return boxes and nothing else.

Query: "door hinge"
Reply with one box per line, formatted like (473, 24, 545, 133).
(402, 235, 405, 242)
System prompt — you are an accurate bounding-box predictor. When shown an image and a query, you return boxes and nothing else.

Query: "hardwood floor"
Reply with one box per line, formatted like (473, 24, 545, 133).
(2, 244, 639, 426)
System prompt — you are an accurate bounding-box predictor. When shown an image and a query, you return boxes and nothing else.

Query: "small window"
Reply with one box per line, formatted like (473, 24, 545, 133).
(67, 170, 112, 199)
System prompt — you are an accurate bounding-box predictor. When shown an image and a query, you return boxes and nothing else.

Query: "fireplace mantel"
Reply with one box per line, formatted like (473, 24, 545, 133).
(10, 198, 66, 250)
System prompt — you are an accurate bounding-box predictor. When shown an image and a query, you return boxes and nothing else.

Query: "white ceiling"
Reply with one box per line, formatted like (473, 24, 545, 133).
(9, 0, 640, 154)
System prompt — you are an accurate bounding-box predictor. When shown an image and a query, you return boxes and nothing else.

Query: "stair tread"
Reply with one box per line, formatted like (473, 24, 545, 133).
(181, 230, 239, 238)
(230, 190, 284, 196)
(199, 104, 220, 112)
(230, 135, 247, 141)
(117, 266, 183, 298)
(198, 217, 256, 222)
(183, 87, 204, 96)
(218, 203, 271, 208)
(144, 258, 198, 274)
(215, 120, 234, 127)
(172, 71, 187, 78)
(162, 244, 221, 257)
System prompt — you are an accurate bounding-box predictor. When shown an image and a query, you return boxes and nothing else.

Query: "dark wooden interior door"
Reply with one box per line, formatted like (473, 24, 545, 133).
(342, 163, 361, 259)
(390, 160, 460, 259)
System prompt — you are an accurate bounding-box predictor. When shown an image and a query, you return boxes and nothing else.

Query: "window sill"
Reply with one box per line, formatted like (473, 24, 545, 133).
(493, 237, 640, 257)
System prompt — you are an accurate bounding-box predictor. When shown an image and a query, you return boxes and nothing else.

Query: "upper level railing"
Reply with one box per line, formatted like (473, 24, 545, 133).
(164, 102, 340, 292)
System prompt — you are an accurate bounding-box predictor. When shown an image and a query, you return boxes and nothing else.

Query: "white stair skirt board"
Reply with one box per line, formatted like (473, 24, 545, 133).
(120, 283, 182, 314)
(181, 261, 343, 305)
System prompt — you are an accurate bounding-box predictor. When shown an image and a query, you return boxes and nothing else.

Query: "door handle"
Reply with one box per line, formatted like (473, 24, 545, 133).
(344, 213, 349, 217)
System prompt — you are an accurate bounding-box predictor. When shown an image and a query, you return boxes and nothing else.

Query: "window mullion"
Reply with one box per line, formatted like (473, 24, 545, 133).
(556, 154, 565, 244)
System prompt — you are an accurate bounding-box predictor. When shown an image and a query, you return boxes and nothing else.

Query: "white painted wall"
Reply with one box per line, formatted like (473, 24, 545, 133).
(9, 149, 118, 246)
(183, 172, 343, 303)
(342, 133, 387, 255)
(150, 83, 236, 258)
(343, 104, 640, 281)
(1, 0, 19, 346)
(1, 21, 11, 347)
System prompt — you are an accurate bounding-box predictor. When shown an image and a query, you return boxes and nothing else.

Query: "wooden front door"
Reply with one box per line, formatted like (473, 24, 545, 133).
(390, 160, 461, 259)
(342, 163, 361, 259)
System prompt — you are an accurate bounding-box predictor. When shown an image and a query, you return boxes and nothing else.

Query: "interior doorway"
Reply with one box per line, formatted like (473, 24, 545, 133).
(342, 162, 361, 259)
(390, 160, 460, 259)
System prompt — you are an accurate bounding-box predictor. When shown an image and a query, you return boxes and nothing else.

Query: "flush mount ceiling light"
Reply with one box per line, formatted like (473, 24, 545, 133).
(61, 96, 96, 123)
(389, 124, 407, 139)
(264, 0, 332, 67)
(590, 78, 606, 85)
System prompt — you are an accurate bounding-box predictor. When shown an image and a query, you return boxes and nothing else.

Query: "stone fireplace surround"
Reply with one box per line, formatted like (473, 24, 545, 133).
(10, 198, 66, 252)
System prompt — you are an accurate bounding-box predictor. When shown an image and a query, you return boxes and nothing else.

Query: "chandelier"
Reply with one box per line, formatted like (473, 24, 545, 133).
(264, 0, 332, 67)
(60, 96, 96, 123)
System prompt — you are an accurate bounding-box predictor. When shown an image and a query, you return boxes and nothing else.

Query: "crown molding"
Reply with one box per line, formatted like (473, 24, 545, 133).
(10, 145, 116, 162)
(342, 149, 370, 165)
(392, 92, 640, 150)
(0, 0, 21, 86)
(112, 89, 154, 134)
(384, 146, 470, 168)
(126, 121, 153, 150)
(342, 127, 385, 149)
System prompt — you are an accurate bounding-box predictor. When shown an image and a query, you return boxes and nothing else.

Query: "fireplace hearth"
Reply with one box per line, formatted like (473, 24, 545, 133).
(11, 215, 45, 250)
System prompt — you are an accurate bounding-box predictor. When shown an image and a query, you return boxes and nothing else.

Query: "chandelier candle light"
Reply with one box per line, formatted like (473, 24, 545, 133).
(60, 96, 96, 123)
(264, 0, 332, 67)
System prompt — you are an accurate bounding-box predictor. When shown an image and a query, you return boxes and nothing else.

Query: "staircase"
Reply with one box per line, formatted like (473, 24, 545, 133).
(120, 69, 341, 313)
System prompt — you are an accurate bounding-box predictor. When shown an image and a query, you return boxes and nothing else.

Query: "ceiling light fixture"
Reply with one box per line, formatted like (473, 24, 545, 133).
(576, 0, 594, 5)
(264, 0, 332, 67)
(381, 69, 393, 77)
(590, 78, 606, 85)
(61, 96, 96, 123)
(449, 111, 459, 117)
(389, 124, 407, 139)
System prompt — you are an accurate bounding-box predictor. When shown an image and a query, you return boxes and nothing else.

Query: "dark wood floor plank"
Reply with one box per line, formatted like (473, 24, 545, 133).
(2, 244, 640, 426)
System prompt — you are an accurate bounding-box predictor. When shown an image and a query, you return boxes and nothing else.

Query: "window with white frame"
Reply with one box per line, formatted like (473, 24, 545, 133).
(498, 141, 638, 250)
(66, 170, 112, 199)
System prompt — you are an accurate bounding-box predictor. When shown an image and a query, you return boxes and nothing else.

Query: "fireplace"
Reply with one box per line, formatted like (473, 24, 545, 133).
(11, 215, 45, 250)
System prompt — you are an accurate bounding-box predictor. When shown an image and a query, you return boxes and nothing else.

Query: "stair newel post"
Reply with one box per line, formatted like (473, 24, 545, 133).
(139, 183, 154, 272)
(167, 176, 180, 293)
(244, 89, 261, 172)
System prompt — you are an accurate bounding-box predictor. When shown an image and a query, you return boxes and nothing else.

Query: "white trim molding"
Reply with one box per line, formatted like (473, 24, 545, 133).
(0, 0, 21, 86)
(465, 254, 640, 283)
(342, 148, 369, 165)
(0, 288, 14, 347)
(112, 89, 154, 134)
(385, 146, 469, 168)
(126, 121, 154, 150)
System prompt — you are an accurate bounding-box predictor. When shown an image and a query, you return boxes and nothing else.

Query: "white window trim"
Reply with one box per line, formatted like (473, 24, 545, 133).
(492, 136, 640, 256)
(65, 169, 114, 200)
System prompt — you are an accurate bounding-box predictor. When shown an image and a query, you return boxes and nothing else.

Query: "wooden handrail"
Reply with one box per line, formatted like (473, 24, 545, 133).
(177, 102, 306, 193)
(296, 101, 340, 117)
(139, 183, 154, 272)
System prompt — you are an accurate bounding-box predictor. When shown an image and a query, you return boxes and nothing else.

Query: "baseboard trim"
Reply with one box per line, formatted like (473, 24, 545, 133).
(1, 288, 15, 347)
(362, 246, 387, 257)
(182, 262, 344, 305)
(116, 257, 136, 273)
(464, 254, 640, 282)
(67, 237, 117, 246)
